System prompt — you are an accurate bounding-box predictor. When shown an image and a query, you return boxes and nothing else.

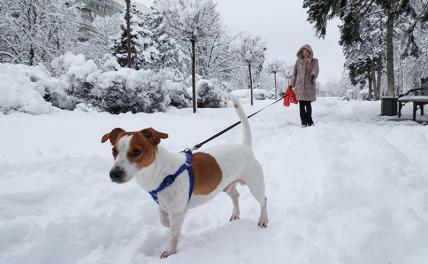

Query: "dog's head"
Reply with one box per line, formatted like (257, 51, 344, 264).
(101, 127, 168, 184)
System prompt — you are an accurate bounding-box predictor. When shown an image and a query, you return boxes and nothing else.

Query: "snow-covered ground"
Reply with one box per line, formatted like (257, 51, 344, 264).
(1, 98, 427, 264)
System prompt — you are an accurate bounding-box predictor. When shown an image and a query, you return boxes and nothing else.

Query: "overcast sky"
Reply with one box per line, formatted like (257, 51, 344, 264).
(137, 0, 345, 84)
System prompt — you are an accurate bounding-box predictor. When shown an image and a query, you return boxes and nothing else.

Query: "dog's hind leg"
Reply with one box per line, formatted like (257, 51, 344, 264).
(224, 182, 241, 222)
(159, 207, 170, 228)
(245, 165, 268, 228)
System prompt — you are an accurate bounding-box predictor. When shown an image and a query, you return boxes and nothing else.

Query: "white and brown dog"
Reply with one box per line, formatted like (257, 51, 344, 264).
(101, 99, 268, 258)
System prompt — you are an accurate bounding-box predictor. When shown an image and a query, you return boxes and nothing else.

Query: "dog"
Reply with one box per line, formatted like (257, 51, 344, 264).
(101, 98, 268, 258)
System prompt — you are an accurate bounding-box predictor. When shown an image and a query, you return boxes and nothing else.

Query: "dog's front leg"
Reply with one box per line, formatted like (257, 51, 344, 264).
(160, 211, 186, 259)
(159, 207, 170, 228)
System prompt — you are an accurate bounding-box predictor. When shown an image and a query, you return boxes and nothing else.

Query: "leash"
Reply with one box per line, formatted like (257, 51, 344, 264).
(149, 96, 284, 204)
(187, 96, 285, 152)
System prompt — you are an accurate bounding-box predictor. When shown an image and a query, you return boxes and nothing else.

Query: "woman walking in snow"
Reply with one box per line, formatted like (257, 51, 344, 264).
(290, 44, 319, 127)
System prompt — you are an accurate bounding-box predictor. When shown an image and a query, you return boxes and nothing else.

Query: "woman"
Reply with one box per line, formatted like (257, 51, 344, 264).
(290, 44, 319, 127)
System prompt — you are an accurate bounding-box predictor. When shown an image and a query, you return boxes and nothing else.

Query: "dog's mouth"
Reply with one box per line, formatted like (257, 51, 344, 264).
(111, 177, 128, 184)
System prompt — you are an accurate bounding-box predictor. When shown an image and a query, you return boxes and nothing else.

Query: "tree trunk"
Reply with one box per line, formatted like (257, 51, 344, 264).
(386, 11, 395, 97)
(125, 0, 132, 68)
(29, 45, 34, 66)
(274, 71, 277, 100)
(371, 62, 377, 100)
(191, 37, 197, 113)
(376, 56, 383, 100)
(368, 68, 373, 101)
(248, 64, 254, 105)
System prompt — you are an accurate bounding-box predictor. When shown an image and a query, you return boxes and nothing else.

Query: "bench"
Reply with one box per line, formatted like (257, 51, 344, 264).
(398, 78, 428, 121)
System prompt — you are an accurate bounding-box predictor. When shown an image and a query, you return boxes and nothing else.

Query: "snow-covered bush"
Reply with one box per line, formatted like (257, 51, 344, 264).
(89, 68, 183, 114)
(92, 74, 136, 114)
(51, 53, 99, 104)
(231, 88, 274, 101)
(164, 80, 191, 109)
(0, 63, 53, 114)
(40, 78, 76, 110)
(197, 79, 228, 108)
(255, 89, 275, 100)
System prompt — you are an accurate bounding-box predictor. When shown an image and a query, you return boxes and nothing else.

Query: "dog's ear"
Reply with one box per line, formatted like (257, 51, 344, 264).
(141, 128, 169, 146)
(101, 128, 126, 145)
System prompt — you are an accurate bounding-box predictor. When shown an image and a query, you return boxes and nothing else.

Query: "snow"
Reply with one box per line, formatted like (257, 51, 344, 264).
(398, 96, 428, 102)
(0, 63, 53, 114)
(1, 98, 428, 264)
(231, 89, 274, 100)
(51, 53, 99, 81)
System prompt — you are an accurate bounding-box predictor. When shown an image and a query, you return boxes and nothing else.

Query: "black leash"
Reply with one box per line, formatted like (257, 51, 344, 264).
(187, 96, 285, 152)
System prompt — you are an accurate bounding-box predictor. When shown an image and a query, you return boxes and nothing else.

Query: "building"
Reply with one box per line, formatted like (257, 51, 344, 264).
(79, 0, 150, 39)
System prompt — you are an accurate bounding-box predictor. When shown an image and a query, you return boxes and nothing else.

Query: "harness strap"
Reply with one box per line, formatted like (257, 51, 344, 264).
(149, 151, 194, 204)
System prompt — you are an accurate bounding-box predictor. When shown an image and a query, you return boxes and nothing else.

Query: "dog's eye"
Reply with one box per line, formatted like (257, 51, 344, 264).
(132, 149, 141, 157)
(112, 148, 118, 156)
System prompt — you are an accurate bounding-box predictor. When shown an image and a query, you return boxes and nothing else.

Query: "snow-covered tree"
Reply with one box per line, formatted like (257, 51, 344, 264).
(155, 0, 221, 113)
(235, 34, 267, 105)
(267, 60, 285, 99)
(196, 30, 239, 81)
(142, 8, 185, 73)
(398, 21, 428, 92)
(341, 5, 386, 100)
(80, 14, 122, 67)
(304, 0, 428, 97)
(0, 0, 81, 65)
(112, 3, 155, 70)
(321, 71, 360, 98)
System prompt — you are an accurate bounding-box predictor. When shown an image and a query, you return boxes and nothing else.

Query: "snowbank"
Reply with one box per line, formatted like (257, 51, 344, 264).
(0, 63, 53, 114)
(1, 98, 427, 263)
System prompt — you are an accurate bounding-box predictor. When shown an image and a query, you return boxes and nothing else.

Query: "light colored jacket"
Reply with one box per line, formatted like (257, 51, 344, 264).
(290, 44, 319, 102)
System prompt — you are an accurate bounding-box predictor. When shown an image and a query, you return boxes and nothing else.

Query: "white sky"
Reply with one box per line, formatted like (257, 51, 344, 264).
(136, 0, 345, 83)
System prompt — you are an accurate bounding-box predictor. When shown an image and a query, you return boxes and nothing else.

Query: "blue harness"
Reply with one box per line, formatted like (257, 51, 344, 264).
(148, 150, 194, 204)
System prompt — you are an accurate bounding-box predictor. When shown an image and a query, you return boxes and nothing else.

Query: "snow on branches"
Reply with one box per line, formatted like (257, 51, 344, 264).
(0, 0, 81, 65)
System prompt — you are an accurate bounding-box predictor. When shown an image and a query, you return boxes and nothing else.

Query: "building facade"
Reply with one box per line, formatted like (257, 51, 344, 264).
(79, 0, 149, 39)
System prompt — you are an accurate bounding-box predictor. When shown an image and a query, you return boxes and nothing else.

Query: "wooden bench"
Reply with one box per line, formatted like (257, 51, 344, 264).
(398, 78, 428, 121)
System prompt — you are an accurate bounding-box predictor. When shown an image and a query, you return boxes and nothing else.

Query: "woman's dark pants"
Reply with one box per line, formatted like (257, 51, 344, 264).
(299, 101, 313, 126)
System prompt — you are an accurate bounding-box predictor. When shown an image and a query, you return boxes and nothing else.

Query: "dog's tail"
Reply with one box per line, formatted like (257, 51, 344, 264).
(231, 97, 252, 148)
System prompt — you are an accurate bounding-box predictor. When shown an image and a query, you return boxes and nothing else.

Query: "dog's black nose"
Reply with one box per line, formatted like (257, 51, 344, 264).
(110, 167, 124, 182)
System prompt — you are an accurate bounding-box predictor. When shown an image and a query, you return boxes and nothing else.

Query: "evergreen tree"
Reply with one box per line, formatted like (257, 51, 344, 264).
(112, 3, 153, 70)
(143, 9, 184, 73)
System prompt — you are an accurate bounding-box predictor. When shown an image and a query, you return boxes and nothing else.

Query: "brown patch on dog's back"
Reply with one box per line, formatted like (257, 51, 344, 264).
(192, 153, 223, 195)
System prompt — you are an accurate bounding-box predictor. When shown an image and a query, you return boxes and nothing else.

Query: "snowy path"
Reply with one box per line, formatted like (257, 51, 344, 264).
(1, 98, 428, 264)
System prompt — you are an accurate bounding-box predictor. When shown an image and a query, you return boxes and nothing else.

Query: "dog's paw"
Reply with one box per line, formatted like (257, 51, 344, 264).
(160, 250, 177, 259)
(229, 213, 240, 222)
(258, 217, 268, 229)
